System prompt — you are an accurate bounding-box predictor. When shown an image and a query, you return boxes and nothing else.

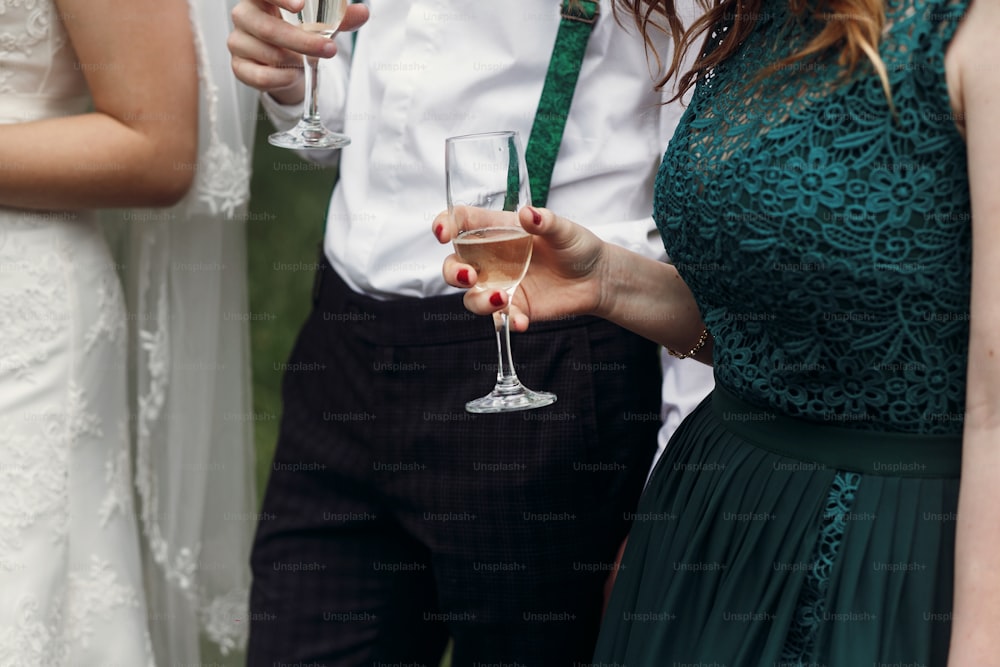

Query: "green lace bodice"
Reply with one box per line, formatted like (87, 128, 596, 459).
(657, 0, 971, 434)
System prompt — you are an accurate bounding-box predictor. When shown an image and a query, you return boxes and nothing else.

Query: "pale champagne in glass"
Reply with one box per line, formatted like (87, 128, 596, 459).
(452, 227, 533, 292)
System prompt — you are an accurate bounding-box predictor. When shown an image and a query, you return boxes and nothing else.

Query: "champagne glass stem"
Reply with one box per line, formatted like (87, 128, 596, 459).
(269, 47, 348, 149)
(303, 53, 322, 127)
(493, 311, 520, 392)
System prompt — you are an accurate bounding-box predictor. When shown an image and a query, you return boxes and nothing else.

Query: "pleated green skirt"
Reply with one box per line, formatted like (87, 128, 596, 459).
(594, 385, 961, 666)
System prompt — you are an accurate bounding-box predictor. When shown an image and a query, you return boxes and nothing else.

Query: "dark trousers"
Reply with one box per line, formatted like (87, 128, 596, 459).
(247, 259, 661, 667)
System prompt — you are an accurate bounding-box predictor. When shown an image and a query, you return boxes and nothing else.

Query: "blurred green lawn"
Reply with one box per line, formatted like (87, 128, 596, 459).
(245, 109, 453, 667)
(246, 108, 335, 495)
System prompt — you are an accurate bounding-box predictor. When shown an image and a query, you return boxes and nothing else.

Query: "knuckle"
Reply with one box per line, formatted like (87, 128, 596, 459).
(230, 58, 250, 84)
(255, 17, 278, 44)
(233, 61, 269, 90)
(225, 31, 240, 55)
(268, 47, 298, 69)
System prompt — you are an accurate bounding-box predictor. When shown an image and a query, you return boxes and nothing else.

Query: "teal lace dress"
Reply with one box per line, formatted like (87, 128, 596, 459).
(594, 0, 969, 664)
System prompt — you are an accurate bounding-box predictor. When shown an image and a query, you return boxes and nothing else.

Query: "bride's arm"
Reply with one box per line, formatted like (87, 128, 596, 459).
(0, 0, 198, 211)
(947, 1, 1000, 664)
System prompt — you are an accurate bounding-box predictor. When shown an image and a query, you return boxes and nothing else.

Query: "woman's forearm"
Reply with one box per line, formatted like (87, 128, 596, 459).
(595, 242, 711, 364)
(0, 111, 195, 211)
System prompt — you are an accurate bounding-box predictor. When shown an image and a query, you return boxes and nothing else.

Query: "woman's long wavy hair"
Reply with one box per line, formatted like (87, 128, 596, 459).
(614, 0, 891, 102)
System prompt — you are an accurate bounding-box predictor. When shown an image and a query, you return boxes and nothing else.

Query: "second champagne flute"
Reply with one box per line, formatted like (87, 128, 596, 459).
(268, 0, 350, 150)
(446, 131, 557, 413)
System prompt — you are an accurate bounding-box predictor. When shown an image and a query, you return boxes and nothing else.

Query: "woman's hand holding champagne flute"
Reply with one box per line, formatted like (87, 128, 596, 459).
(435, 130, 634, 413)
(434, 202, 609, 335)
(440, 131, 562, 413)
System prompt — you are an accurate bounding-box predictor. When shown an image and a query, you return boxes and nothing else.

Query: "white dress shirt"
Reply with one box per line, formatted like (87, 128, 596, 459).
(262, 0, 687, 300)
(262, 0, 717, 459)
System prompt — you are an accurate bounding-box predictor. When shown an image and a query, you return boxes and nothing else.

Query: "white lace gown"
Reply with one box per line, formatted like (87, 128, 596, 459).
(0, 2, 155, 665)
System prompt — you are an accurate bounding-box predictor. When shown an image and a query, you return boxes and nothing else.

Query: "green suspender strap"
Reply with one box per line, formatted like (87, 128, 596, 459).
(525, 0, 600, 208)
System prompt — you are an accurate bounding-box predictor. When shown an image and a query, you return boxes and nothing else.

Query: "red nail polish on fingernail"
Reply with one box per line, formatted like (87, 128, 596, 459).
(489, 292, 504, 307)
(434, 224, 444, 240)
(528, 207, 542, 225)
(457, 269, 470, 285)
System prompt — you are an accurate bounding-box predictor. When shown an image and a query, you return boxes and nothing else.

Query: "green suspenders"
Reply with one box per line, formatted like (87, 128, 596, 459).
(525, 0, 600, 208)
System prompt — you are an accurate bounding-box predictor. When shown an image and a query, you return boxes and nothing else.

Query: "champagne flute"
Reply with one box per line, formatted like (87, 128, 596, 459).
(446, 131, 557, 413)
(268, 0, 350, 150)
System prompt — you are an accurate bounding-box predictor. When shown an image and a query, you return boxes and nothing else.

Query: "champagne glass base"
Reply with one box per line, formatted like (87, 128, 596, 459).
(465, 385, 557, 414)
(268, 123, 350, 150)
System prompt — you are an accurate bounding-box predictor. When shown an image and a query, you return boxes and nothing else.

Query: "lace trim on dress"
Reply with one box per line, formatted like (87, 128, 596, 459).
(187, 3, 251, 219)
(779, 471, 861, 662)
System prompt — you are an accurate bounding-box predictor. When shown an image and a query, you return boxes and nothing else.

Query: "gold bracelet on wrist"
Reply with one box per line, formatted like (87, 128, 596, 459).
(667, 327, 710, 360)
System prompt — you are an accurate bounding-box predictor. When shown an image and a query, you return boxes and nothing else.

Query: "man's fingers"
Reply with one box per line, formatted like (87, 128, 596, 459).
(232, 0, 337, 58)
(231, 55, 301, 92)
(228, 28, 302, 69)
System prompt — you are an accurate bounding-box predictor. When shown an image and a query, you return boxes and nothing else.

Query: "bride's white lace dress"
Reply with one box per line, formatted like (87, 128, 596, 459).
(0, 1, 256, 665)
(0, 1, 155, 664)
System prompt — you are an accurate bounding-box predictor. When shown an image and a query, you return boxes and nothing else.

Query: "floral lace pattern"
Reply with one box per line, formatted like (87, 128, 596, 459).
(0, 419, 68, 560)
(0, 218, 154, 665)
(66, 557, 142, 649)
(657, 0, 970, 434)
(194, 138, 251, 218)
(0, 240, 67, 381)
(0, 2, 155, 654)
(0, 236, 70, 565)
(83, 272, 126, 354)
(187, 4, 251, 219)
(98, 420, 133, 527)
(0, 0, 85, 107)
(779, 471, 861, 661)
(0, 598, 65, 666)
(201, 588, 253, 656)
(0, 0, 46, 58)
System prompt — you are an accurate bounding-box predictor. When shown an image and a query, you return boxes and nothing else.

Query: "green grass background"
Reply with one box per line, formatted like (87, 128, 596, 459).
(246, 109, 453, 667)
(246, 109, 335, 495)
